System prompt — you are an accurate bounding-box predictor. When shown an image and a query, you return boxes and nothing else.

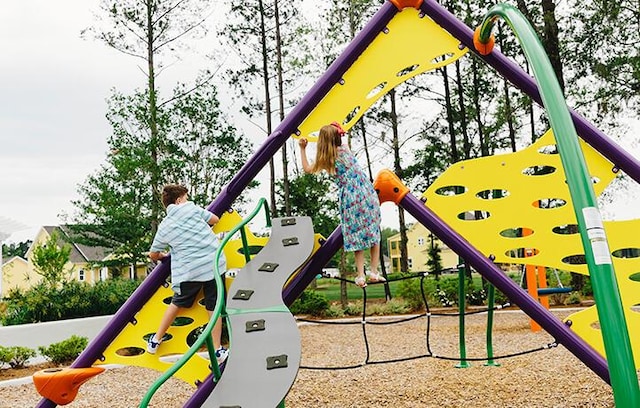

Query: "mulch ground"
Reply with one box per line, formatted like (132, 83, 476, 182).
(0, 309, 621, 407)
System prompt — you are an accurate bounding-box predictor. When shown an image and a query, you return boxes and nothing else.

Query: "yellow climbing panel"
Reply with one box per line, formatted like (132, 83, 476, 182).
(421, 130, 640, 365)
(294, 7, 468, 141)
(96, 209, 269, 385)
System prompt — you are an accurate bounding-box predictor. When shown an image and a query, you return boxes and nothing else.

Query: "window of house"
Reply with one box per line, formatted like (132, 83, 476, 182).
(417, 237, 425, 246)
(391, 241, 397, 250)
(78, 269, 85, 281)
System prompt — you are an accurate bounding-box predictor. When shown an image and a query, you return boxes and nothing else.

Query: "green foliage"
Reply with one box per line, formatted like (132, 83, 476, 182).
(0, 279, 141, 325)
(396, 276, 426, 311)
(0, 346, 37, 369)
(289, 290, 330, 316)
(278, 173, 338, 238)
(2, 240, 31, 258)
(31, 231, 74, 287)
(38, 335, 88, 365)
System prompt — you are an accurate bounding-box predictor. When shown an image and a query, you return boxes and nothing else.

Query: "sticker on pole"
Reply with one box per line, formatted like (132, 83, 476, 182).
(582, 207, 612, 265)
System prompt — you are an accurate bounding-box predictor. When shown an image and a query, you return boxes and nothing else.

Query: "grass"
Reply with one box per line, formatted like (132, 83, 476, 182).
(311, 277, 403, 301)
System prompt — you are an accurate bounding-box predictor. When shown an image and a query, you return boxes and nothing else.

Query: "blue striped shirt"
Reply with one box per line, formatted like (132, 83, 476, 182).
(150, 202, 226, 292)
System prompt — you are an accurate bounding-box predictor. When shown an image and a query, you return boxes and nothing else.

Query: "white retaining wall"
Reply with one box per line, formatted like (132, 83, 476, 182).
(0, 315, 113, 349)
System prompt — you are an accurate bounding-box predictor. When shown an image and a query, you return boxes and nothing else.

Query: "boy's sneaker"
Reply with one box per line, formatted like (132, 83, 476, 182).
(147, 335, 162, 354)
(215, 347, 228, 365)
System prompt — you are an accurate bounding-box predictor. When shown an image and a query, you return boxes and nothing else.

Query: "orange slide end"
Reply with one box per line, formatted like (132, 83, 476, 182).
(390, 0, 423, 10)
(33, 366, 105, 405)
(373, 169, 410, 205)
(473, 27, 495, 56)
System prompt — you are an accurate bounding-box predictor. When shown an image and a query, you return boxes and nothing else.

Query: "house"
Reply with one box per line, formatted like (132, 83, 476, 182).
(1, 225, 150, 297)
(387, 223, 459, 274)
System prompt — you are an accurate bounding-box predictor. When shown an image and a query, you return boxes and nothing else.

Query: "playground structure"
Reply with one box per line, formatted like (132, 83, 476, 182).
(34, 1, 640, 407)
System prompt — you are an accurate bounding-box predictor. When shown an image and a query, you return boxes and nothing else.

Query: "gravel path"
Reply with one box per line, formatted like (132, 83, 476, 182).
(0, 309, 618, 407)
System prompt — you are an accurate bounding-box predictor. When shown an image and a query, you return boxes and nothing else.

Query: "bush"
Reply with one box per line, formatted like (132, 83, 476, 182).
(0, 278, 141, 325)
(396, 276, 426, 311)
(38, 335, 88, 365)
(0, 346, 37, 369)
(289, 290, 329, 316)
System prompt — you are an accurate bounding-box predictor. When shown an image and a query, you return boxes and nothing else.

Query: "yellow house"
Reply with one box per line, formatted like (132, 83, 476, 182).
(387, 223, 459, 274)
(1, 226, 149, 297)
(1, 256, 32, 296)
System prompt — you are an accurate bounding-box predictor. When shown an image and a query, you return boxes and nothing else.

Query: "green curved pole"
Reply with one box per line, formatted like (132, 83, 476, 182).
(476, 5, 639, 407)
(456, 257, 470, 368)
(139, 198, 272, 408)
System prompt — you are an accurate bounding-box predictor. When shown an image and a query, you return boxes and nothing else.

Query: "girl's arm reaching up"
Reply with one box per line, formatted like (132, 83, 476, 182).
(299, 138, 313, 173)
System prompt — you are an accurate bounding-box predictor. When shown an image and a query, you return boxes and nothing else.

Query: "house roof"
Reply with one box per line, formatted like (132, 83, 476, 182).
(42, 226, 112, 263)
(2, 256, 27, 268)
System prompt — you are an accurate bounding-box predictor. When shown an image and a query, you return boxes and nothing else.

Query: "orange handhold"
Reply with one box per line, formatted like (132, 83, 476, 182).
(33, 366, 105, 405)
(373, 169, 410, 204)
(473, 27, 495, 55)
(389, 0, 423, 10)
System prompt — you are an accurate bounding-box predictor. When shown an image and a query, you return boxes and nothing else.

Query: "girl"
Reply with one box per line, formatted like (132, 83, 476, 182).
(299, 122, 384, 288)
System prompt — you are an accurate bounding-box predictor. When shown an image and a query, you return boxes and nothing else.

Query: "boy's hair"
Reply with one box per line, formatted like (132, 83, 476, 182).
(311, 124, 342, 174)
(162, 184, 188, 208)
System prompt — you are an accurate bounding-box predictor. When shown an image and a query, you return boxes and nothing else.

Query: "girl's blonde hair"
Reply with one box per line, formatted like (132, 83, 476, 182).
(311, 124, 342, 175)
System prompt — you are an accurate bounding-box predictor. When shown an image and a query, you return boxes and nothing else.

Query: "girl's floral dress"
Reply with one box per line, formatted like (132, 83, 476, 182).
(333, 146, 381, 251)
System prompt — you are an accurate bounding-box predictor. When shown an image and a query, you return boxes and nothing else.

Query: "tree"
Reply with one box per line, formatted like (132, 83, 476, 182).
(2, 241, 31, 258)
(224, 0, 314, 218)
(72, 82, 254, 268)
(83, 0, 216, 234)
(426, 233, 443, 281)
(31, 232, 74, 288)
(276, 173, 339, 239)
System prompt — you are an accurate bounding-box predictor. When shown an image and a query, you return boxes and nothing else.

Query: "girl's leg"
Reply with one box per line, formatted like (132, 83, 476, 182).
(370, 243, 380, 273)
(354, 250, 366, 287)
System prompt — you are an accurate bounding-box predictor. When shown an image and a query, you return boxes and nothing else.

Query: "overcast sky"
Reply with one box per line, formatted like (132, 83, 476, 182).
(1, 1, 638, 245)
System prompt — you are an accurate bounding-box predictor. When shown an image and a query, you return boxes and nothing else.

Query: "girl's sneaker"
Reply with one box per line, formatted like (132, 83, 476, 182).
(147, 335, 162, 354)
(215, 347, 229, 364)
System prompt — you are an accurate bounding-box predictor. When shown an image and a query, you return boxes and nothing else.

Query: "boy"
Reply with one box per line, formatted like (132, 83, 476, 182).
(147, 184, 228, 364)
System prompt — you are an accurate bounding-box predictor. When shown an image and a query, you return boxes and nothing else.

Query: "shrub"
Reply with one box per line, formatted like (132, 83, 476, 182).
(396, 276, 426, 311)
(0, 346, 37, 369)
(0, 278, 141, 325)
(289, 290, 329, 316)
(39, 335, 88, 365)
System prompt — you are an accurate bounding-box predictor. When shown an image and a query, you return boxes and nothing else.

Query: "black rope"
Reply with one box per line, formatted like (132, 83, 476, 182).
(298, 273, 558, 371)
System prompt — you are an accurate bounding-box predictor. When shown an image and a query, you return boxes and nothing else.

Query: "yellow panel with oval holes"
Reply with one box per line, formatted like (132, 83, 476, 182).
(96, 209, 269, 385)
(294, 8, 468, 141)
(421, 129, 640, 364)
(95, 209, 324, 386)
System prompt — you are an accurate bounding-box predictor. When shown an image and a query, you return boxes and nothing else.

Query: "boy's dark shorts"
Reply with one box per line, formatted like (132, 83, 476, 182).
(172, 279, 219, 311)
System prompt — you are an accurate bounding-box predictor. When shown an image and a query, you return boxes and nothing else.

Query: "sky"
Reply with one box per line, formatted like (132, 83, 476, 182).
(1, 1, 639, 245)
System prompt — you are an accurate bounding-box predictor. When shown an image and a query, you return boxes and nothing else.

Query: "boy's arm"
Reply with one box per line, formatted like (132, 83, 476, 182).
(149, 251, 168, 262)
(207, 212, 220, 226)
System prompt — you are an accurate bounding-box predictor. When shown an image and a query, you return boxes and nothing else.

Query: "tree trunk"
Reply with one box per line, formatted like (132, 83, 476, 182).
(146, 2, 161, 236)
(274, 0, 291, 216)
(389, 89, 409, 274)
(541, 0, 565, 93)
(441, 65, 458, 162)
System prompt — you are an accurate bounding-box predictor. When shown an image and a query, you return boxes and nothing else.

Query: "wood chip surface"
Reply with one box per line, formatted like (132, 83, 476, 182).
(0, 309, 620, 407)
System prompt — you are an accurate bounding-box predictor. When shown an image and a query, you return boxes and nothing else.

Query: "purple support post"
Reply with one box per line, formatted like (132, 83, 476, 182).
(401, 192, 611, 383)
(421, 0, 640, 184)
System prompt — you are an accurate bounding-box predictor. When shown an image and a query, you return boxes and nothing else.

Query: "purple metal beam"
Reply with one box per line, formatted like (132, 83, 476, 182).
(421, 0, 640, 184)
(401, 192, 611, 383)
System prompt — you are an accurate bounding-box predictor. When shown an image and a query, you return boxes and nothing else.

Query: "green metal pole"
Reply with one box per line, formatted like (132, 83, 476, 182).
(476, 5, 639, 406)
(484, 283, 500, 367)
(456, 257, 470, 368)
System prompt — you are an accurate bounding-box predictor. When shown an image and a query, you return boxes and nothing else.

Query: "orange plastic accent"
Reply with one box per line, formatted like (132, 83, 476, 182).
(473, 27, 495, 55)
(33, 367, 105, 405)
(389, 0, 423, 10)
(373, 169, 410, 204)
